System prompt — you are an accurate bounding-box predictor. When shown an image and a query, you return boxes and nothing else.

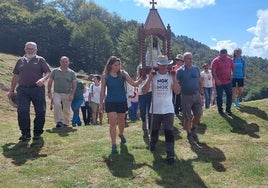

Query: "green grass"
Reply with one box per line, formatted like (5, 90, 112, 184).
(0, 53, 268, 187)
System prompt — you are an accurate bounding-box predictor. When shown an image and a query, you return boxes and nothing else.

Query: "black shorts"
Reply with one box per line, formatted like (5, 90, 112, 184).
(232, 78, 244, 87)
(105, 102, 128, 113)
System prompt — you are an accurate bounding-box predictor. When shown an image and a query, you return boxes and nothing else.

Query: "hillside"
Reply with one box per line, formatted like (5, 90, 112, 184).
(0, 53, 268, 187)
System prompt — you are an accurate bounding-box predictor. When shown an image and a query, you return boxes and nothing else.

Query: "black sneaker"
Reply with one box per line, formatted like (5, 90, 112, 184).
(187, 134, 195, 145)
(226, 110, 232, 115)
(166, 157, 175, 165)
(19, 134, 31, 141)
(33, 134, 42, 140)
(218, 110, 224, 115)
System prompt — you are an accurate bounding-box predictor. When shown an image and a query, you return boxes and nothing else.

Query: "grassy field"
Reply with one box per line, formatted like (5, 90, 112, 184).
(0, 53, 268, 187)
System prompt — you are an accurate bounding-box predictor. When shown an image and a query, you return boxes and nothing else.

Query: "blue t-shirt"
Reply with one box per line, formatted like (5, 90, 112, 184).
(233, 58, 246, 79)
(105, 74, 127, 103)
(176, 65, 200, 95)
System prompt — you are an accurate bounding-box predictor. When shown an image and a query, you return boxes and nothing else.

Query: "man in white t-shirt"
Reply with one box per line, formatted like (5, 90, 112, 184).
(88, 75, 103, 125)
(142, 55, 180, 165)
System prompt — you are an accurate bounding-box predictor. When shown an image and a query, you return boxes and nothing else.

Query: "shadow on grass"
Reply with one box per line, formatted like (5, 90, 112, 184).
(191, 143, 226, 172)
(220, 113, 260, 138)
(102, 144, 146, 178)
(149, 140, 208, 188)
(238, 104, 268, 120)
(103, 140, 208, 187)
(2, 138, 47, 166)
(46, 126, 77, 137)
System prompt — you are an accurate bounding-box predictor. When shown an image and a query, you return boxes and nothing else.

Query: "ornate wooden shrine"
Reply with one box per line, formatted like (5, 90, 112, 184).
(138, 0, 172, 69)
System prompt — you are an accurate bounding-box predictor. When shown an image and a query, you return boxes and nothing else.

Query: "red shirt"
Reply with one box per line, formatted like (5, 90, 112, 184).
(211, 56, 234, 84)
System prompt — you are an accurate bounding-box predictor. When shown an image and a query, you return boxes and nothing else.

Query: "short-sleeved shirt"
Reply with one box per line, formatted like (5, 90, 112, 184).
(89, 83, 101, 104)
(200, 70, 213, 88)
(233, 58, 246, 79)
(176, 65, 200, 95)
(50, 67, 76, 94)
(150, 72, 174, 114)
(211, 56, 234, 84)
(13, 55, 51, 86)
(73, 80, 84, 101)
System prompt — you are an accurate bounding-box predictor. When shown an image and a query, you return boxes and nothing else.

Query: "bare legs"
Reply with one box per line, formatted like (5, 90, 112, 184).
(107, 112, 125, 145)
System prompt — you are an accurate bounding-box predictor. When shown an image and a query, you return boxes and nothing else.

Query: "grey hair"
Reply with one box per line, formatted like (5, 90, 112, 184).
(183, 52, 192, 59)
(25, 42, 37, 49)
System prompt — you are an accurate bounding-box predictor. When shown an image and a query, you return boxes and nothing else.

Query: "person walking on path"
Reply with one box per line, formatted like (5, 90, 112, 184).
(8, 41, 51, 141)
(71, 80, 84, 127)
(211, 49, 235, 115)
(200, 63, 213, 109)
(47, 56, 77, 127)
(142, 55, 180, 165)
(99, 56, 143, 154)
(81, 82, 92, 125)
(176, 52, 204, 146)
(88, 75, 103, 125)
(232, 48, 247, 107)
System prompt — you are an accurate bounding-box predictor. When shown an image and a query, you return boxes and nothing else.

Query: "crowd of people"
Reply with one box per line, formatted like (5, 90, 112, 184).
(8, 41, 247, 165)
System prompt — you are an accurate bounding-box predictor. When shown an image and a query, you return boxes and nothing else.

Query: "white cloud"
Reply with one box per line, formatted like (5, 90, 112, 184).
(243, 9, 268, 59)
(211, 40, 237, 55)
(133, 0, 215, 10)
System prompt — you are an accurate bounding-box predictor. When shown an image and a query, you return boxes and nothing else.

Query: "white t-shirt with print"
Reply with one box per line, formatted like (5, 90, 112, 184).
(150, 72, 174, 114)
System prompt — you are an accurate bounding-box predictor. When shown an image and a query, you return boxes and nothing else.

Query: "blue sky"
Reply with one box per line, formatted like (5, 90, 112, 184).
(94, 0, 268, 59)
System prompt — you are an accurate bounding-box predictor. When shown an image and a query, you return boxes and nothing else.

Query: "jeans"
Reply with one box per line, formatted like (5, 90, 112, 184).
(130, 101, 138, 121)
(17, 85, 46, 135)
(216, 83, 232, 112)
(138, 92, 152, 127)
(204, 87, 212, 109)
(71, 99, 83, 125)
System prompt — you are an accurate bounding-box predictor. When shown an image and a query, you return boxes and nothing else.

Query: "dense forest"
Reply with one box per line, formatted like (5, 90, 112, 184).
(0, 0, 268, 101)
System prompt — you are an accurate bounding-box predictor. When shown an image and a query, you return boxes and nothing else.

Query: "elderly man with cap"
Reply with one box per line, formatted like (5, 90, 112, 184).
(211, 49, 235, 115)
(142, 55, 180, 165)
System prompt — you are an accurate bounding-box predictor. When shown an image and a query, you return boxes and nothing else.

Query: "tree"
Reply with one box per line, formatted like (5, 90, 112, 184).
(0, 2, 32, 54)
(29, 7, 74, 66)
(117, 26, 139, 78)
(71, 17, 113, 74)
(0, 0, 45, 12)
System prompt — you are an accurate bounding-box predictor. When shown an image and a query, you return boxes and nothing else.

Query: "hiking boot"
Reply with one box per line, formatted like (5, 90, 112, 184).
(19, 134, 31, 141)
(119, 134, 126, 144)
(111, 145, 118, 154)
